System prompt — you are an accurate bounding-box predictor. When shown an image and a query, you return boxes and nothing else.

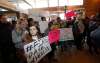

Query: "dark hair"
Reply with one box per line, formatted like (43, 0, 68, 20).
(28, 18, 33, 22)
(57, 17, 61, 22)
(28, 24, 41, 37)
(27, 18, 35, 27)
(41, 17, 46, 21)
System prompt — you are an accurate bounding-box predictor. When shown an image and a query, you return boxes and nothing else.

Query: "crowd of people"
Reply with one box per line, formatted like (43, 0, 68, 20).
(0, 12, 100, 63)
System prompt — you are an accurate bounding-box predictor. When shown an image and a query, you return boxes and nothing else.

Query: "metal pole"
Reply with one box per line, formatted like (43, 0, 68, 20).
(57, 0, 60, 16)
(34, 0, 36, 8)
(47, 0, 50, 21)
(47, 0, 50, 13)
(16, 0, 19, 11)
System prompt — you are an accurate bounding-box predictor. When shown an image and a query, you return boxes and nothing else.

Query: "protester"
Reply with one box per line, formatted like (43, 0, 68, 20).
(28, 22, 48, 63)
(48, 18, 61, 62)
(73, 14, 85, 50)
(59, 19, 67, 52)
(0, 14, 18, 63)
(86, 15, 98, 54)
(12, 18, 28, 63)
(39, 17, 48, 37)
(90, 14, 100, 54)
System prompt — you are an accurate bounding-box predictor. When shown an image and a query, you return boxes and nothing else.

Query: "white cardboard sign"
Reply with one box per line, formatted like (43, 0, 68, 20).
(24, 36, 51, 63)
(60, 28, 74, 41)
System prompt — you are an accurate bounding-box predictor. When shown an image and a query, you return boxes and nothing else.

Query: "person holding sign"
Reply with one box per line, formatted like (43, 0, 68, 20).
(59, 20, 67, 52)
(24, 22, 49, 63)
(48, 17, 61, 62)
(24, 36, 51, 63)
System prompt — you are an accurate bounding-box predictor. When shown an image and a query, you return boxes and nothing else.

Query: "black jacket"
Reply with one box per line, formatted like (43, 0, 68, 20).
(0, 22, 18, 63)
(0, 22, 14, 48)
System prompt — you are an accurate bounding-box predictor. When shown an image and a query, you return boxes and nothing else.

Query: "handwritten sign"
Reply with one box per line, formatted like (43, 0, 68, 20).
(48, 29, 60, 44)
(60, 28, 74, 41)
(24, 36, 51, 63)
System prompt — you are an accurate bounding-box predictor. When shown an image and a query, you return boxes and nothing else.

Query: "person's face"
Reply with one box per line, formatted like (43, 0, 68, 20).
(20, 19, 28, 29)
(43, 18, 46, 21)
(16, 21, 20, 27)
(29, 26, 38, 36)
(0, 15, 8, 23)
(76, 14, 82, 20)
(53, 20, 57, 23)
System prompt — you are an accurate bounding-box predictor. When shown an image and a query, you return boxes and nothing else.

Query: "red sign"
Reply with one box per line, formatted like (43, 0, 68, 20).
(48, 29, 60, 44)
(65, 10, 76, 19)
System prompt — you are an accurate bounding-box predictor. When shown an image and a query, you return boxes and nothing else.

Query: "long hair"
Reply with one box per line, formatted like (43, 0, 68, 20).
(28, 24, 41, 38)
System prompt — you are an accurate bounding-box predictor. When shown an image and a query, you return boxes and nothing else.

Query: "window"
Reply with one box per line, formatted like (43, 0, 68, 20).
(67, 0, 83, 6)
(49, 0, 58, 7)
(36, 0, 48, 8)
(59, 0, 67, 6)
(16, 0, 83, 9)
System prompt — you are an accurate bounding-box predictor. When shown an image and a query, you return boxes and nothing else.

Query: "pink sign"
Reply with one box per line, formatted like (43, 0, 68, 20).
(65, 10, 76, 21)
(48, 29, 60, 44)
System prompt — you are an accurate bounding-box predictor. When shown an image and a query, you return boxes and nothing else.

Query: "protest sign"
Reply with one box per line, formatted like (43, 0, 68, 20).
(65, 10, 76, 20)
(24, 36, 51, 63)
(48, 29, 60, 44)
(60, 28, 74, 41)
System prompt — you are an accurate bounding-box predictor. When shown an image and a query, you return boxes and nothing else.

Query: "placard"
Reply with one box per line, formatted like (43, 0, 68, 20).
(24, 36, 51, 63)
(60, 28, 74, 41)
(48, 29, 60, 44)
